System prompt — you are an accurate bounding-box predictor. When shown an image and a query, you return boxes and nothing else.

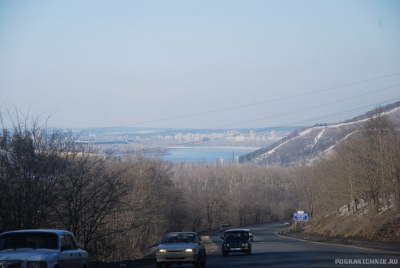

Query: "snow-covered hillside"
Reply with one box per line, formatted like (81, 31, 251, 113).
(247, 105, 400, 167)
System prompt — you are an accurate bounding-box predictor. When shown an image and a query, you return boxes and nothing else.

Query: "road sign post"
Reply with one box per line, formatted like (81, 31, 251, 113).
(293, 212, 308, 231)
(293, 213, 308, 221)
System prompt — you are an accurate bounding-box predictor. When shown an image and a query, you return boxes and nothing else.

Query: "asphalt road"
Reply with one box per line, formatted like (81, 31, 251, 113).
(167, 222, 400, 268)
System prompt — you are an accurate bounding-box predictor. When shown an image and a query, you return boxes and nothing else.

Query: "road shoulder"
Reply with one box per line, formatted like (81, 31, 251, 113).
(276, 228, 400, 253)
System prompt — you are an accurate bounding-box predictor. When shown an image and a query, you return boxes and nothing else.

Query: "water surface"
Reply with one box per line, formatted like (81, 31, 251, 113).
(162, 147, 259, 162)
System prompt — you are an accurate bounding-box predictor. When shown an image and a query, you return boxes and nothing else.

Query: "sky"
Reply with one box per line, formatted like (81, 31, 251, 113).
(1, 0, 400, 130)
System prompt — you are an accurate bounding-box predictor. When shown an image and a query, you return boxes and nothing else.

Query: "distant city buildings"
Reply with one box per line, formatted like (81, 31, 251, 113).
(79, 128, 293, 148)
(170, 130, 285, 143)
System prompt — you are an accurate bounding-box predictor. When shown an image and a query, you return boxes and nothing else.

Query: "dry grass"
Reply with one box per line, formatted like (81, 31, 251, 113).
(302, 208, 400, 244)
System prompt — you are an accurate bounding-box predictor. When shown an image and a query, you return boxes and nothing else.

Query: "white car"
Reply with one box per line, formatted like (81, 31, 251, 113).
(0, 229, 89, 268)
(156, 232, 206, 268)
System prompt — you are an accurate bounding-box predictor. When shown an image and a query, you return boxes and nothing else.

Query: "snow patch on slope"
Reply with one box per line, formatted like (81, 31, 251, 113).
(314, 129, 325, 144)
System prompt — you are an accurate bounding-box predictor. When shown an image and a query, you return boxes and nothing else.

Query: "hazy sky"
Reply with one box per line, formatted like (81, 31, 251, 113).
(1, 0, 399, 130)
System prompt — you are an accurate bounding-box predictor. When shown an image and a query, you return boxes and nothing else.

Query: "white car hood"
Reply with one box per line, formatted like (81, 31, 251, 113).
(0, 249, 54, 261)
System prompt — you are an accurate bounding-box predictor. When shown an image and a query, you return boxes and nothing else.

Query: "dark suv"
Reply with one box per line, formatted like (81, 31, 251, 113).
(220, 229, 252, 256)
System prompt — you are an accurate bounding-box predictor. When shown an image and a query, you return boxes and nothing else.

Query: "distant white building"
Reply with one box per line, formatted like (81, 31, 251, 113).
(249, 130, 256, 140)
(175, 133, 183, 141)
(235, 134, 245, 142)
(185, 133, 192, 141)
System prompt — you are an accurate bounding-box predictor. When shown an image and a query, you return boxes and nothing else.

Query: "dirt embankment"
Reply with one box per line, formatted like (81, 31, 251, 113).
(304, 210, 400, 243)
(283, 207, 400, 252)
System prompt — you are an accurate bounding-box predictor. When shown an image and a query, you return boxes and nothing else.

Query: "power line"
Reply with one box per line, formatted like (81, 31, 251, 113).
(79, 81, 399, 152)
(77, 75, 400, 158)
(200, 83, 400, 130)
(111, 96, 400, 150)
(153, 83, 399, 136)
(81, 72, 400, 131)
(185, 97, 400, 147)
(80, 84, 400, 150)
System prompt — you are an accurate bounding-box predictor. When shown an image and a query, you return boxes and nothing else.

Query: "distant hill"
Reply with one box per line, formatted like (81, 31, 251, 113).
(239, 101, 400, 166)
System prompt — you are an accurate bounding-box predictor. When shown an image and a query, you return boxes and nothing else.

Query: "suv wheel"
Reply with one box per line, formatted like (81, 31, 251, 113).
(200, 253, 206, 267)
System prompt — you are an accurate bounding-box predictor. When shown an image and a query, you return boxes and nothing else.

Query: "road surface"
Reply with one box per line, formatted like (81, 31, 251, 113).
(168, 222, 400, 267)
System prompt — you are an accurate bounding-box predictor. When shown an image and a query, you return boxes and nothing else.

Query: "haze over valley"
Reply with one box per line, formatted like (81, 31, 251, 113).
(1, 1, 400, 266)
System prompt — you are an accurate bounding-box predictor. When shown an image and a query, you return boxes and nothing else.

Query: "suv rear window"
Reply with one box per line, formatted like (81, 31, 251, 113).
(224, 231, 248, 240)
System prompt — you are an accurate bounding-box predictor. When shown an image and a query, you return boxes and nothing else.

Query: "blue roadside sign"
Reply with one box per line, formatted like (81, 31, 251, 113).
(293, 213, 308, 221)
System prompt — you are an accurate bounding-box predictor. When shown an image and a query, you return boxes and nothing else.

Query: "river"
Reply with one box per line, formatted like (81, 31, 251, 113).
(162, 146, 259, 162)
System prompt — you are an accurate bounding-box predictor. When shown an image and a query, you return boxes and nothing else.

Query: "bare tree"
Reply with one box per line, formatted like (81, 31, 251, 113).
(0, 110, 72, 231)
(102, 156, 177, 260)
(54, 148, 130, 255)
(389, 133, 400, 212)
(362, 109, 397, 210)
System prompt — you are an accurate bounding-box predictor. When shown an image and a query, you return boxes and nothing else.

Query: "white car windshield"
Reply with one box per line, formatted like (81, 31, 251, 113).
(161, 233, 198, 243)
(0, 232, 58, 250)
